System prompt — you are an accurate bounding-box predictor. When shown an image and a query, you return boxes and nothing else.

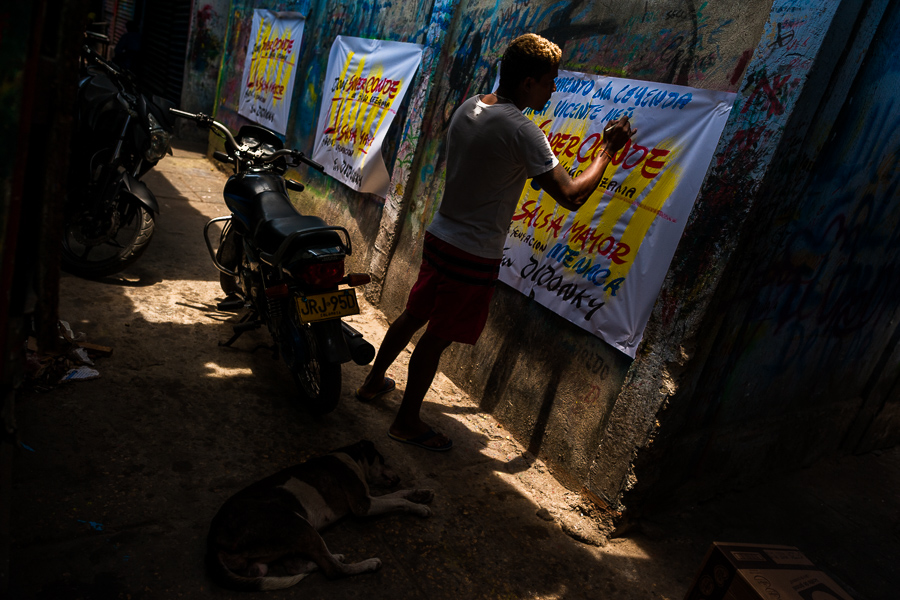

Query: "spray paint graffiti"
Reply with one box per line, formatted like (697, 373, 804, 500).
(745, 96, 900, 376)
(431, 2, 573, 132)
(664, 1, 833, 320)
(664, 0, 900, 397)
(387, 0, 456, 190)
(190, 4, 222, 72)
(561, 2, 736, 86)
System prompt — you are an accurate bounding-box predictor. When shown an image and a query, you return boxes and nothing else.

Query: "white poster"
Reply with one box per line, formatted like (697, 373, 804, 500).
(500, 70, 736, 357)
(312, 36, 423, 197)
(238, 10, 305, 134)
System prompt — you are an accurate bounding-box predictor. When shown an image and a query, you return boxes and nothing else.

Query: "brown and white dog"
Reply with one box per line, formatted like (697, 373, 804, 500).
(206, 440, 434, 591)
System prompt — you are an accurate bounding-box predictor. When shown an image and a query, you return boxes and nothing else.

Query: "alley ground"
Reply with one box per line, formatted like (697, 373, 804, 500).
(8, 142, 898, 599)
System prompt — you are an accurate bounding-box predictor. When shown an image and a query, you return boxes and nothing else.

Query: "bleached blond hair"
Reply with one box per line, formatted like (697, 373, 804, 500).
(500, 34, 562, 89)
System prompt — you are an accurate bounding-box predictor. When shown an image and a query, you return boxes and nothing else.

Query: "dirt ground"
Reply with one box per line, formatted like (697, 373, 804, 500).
(8, 142, 898, 599)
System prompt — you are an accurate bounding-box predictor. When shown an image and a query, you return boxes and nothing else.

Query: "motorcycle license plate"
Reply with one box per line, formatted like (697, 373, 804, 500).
(296, 289, 360, 323)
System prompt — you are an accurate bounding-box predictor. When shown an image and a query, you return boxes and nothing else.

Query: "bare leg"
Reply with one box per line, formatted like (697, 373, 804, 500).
(389, 330, 452, 447)
(358, 310, 426, 397)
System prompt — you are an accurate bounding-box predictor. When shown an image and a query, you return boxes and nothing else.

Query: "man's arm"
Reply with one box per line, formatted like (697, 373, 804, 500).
(533, 115, 636, 211)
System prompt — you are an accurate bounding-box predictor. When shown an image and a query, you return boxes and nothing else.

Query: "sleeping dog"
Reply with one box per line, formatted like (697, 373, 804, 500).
(207, 440, 434, 591)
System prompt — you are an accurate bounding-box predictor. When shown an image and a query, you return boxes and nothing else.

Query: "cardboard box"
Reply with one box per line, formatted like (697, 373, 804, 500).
(683, 542, 855, 600)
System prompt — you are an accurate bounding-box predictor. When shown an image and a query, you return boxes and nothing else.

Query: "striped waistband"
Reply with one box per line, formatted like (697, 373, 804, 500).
(422, 232, 500, 287)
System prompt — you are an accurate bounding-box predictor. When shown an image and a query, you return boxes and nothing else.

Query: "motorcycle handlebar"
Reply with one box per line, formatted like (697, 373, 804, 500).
(168, 108, 241, 153)
(266, 149, 326, 172)
(212, 151, 232, 164)
(82, 44, 128, 82)
(167, 108, 325, 172)
(295, 152, 325, 172)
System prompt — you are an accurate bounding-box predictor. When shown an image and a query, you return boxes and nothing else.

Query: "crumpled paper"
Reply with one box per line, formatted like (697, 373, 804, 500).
(25, 320, 107, 390)
(59, 365, 100, 383)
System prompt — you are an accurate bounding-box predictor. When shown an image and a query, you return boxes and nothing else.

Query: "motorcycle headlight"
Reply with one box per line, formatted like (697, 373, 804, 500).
(144, 112, 171, 162)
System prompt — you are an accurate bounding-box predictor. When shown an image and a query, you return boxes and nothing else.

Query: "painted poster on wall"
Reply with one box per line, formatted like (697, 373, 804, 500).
(312, 36, 423, 197)
(500, 70, 735, 358)
(238, 10, 305, 134)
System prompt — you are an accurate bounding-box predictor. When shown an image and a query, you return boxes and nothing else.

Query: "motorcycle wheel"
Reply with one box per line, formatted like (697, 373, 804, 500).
(61, 201, 155, 278)
(281, 316, 341, 416)
(215, 224, 242, 296)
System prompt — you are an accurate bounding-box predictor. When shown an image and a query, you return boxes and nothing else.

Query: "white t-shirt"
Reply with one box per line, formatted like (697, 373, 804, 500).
(427, 95, 559, 259)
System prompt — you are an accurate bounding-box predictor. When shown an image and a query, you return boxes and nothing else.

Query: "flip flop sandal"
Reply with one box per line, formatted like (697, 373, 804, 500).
(355, 377, 396, 402)
(388, 428, 453, 452)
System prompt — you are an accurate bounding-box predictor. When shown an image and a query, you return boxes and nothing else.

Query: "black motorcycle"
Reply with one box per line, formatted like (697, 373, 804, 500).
(62, 41, 175, 277)
(170, 108, 375, 415)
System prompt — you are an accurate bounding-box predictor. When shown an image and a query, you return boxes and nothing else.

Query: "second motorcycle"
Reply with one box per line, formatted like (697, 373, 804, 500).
(63, 39, 175, 277)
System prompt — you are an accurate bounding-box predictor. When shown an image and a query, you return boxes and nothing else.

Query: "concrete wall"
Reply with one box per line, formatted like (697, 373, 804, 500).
(179, 0, 231, 142)
(202, 0, 900, 532)
(589, 0, 853, 518)
(625, 0, 900, 515)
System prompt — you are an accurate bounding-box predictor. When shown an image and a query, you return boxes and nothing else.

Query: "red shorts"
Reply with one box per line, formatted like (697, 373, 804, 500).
(406, 232, 501, 345)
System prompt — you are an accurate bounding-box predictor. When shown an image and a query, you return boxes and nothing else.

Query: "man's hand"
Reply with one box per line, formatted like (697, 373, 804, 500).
(602, 115, 637, 155)
(534, 115, 638, 211)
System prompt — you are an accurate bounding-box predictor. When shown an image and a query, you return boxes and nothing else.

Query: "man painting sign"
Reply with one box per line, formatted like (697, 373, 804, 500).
(356, 34, 636, 451)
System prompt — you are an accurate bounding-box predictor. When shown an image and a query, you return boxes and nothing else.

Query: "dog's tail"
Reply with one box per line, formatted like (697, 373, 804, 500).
(206, 550, 310, 591)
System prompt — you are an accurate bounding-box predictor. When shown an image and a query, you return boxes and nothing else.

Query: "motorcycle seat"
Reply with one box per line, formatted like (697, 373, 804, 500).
(252, 191, 343, 257)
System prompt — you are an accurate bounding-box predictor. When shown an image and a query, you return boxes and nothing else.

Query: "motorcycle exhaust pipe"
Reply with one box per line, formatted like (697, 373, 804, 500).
(341, 322, 376, 365)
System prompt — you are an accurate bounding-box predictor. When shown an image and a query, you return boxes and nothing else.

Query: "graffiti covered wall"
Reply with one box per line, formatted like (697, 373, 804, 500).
(587, 0, 853, 512)
(624, 0, 900, 510)
(210, 0, 438, 274)
(181, 0, 230, 131)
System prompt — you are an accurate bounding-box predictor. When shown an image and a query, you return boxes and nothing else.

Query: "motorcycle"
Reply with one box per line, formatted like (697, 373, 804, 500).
(169, 108, 375, 415)
(62, 40, 175, 277)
